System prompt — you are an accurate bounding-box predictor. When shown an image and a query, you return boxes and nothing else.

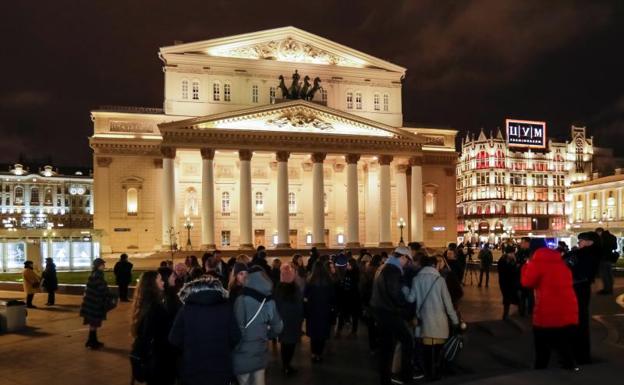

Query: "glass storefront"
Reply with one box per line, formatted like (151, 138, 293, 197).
(1, 238, 100, 271)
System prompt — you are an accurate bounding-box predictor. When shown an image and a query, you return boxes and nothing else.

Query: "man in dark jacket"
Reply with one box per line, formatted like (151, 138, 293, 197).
(477, 244, 493, 288)
(565, 231, 601, 364)
(113, 253, 133, 302)
(516, 237, 534, 316)
(596, 227, 617, 295)
(371, 246, 412, 385)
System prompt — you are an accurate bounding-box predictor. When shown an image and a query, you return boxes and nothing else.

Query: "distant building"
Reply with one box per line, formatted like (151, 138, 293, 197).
(456, 125, 593, 243)
(0, 163, 99, 271)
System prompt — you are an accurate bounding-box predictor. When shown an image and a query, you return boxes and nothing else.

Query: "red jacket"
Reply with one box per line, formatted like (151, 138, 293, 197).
(521, 247, 578, 328)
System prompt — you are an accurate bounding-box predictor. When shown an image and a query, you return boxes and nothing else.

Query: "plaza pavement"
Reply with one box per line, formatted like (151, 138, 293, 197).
(0, 274, 622, 385)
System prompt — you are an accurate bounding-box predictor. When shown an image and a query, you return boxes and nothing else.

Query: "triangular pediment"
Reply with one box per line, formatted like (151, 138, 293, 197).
(160, 26, 405, 73)
(159, 100, 422, 141)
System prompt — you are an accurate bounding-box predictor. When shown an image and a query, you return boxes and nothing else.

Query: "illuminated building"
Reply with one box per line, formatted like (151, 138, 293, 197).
(456, 125, 593, 243)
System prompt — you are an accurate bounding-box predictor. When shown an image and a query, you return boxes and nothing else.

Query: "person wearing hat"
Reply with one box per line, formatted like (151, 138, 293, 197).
(22, 260, 41, 308)
(371, 246, 413, 385)
(228, 262, 249, 303)
(41, 257, 58, 306)
(80, 258, 113, 349)
(565, 231, 601, 365)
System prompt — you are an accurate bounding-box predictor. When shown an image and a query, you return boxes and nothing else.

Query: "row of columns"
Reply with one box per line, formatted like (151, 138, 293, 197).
(161, 148, 424, 249)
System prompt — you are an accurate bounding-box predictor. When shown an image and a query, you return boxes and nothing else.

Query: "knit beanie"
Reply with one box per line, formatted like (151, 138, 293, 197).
(280, 263, 296, 283)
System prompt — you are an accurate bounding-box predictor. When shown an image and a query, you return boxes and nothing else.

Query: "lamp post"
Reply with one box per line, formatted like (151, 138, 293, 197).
(184, 217, 194, 250)
(397, 217, 406, 246)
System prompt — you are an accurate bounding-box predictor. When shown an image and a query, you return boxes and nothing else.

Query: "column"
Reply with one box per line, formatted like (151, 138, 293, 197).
(239, 150, 254, 249)
(378, 155, 393, 247)
(346, 154, 361, 247)
(161, 147, 176, 248)
(276, 151, 291, 248)
(410, 156, 424, 242)
(312, 152, 326, 247)
(200, 148, 216, 250)
(396, 164, 409, 239)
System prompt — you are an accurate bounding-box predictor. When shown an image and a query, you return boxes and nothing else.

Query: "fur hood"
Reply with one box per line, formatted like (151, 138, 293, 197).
(178, 277, 229, 305)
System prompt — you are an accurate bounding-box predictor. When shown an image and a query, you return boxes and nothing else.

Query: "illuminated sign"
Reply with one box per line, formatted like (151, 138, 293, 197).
(506, 119, 547, 149)
(432, 226, 446, 232)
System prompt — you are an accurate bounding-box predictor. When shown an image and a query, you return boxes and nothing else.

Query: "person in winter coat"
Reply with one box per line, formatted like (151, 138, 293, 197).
(564, 231, 601, 365)
(233, 266, 283, 385)
(336, 257, 362, 338)
(275, 263, 304, 376)
(522, 240, 578, 370)
(306, 247, 320, 273)
(169, 277, 241, 385)
(304, 260, 336, 363)
(228, 263, 249, 303)
(41, 257, 58, 306)
(113, 253, 133, 302)
(404, 255, 459, 380)
(130, 271, 177, 385)
(80, 258, 113, 349)
(497, 245, 520, 320)
(371, 247, 413, 385)
(360, 254, 383, 353)
(291, 254, 307, 290)
(22, 260, 41, 308)
(516, 237, 534, 316)
(596, 227, 617, 295)
(437, 255, 464, 308)
(270, 258, 282, 288)
(477, 244, 493, 288)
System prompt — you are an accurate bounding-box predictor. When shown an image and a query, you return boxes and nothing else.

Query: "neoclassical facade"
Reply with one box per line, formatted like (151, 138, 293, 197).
(90, 27, 457, 254)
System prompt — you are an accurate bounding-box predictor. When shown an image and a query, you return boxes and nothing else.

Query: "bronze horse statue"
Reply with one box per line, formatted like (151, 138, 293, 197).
(305, 77, 322, 100)
(288, 70, 301, 99)
(299, 76, 311, 99)
(277, 71, 322, 101)
(278, 75, 289, 99)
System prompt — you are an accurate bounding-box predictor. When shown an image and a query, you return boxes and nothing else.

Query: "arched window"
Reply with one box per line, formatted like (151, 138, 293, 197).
(373, 93, 380, 111)
(224, 83, 231, 102)
(213, 82, 220, 101)
(126, 188, 138, 215)
(346, 92, 353, 109)
(251, 85, 259, 103)
(383, 93, 389, 111)
(184, 187, 198, 217)
(269, 87, 276, 104)
(355, 92, 362, 110)
(30, 187, 40, 205)
(191, 80, 200, 100)
(181, 80, 189, 100)
(44, 187, 53, 205)
(221, 191, 230, 213)
(255, 191, 264, 213)
(288, 192, 296, 214)
(425, 192, 436, 215)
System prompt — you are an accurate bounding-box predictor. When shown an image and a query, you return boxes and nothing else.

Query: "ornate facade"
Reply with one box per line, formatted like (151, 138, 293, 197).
(90, 27, 458, 254)
(456, 126, 593, 242)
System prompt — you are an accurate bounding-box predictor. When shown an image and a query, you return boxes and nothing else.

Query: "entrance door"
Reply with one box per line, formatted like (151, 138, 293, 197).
(289, 230, 298, 248)
(254, 229, 265, 248)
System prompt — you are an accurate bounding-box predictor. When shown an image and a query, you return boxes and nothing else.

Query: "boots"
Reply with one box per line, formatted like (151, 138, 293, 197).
(85, 330, 104, 349)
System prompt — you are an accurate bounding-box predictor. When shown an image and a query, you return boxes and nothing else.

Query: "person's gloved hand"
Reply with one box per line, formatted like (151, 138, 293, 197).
(451, 323, 461, 335)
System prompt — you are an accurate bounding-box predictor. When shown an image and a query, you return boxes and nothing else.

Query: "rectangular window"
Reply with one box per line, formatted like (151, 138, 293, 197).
(252, 85, 259, 103)
(181, 80, 188, 100)
(374, 93, 380, 111)
(213, 82, 220, 101)
(269, 87, 276, 104)
(355, 92, 362, 110)
(321, 89, 327, 103)
(383, 94, 389, 111)
(192, 81, 199, 100)
(221, 231, 231, 247)
(346, 92, 353, 109)
(224, 83, 231, 102)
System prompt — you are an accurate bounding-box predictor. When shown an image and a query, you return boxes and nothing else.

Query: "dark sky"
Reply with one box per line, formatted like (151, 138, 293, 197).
(2, 0, 623, 167)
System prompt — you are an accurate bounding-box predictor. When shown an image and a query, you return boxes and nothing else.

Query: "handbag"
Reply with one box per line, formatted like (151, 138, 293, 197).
(442, 334, 464, 362)
(415, 276, 440, 337)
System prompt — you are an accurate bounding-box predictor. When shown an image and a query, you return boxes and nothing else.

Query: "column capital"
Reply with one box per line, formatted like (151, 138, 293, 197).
(345, 154, 361, 164)
(396, 164, 409, 173)
(161, 146, 176, 159)
(239, 149, 253, 161)
(276, 151, 290, 162)
(378, 155, 394, 165)
(409, 156, 423, 166)
(200, 148, 215, 160)
(311, 152, 326, 163)
(96, 156, 113, 168)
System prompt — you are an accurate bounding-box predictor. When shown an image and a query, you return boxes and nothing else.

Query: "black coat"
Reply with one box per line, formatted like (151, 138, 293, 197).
(370, 263, 407, 316)
(132, 302, 177, 385)
(169, 280, 241, 385)
(497, 256, 520, 304)
(114, 260, 133, 285)
(565, 245, 601, 285)
(41, 263, 58, 292)
(337, 269, 361, 315)
(304, 282, 335, 340)
(275, 282, 304, 344)
(80, 270, 110, 322)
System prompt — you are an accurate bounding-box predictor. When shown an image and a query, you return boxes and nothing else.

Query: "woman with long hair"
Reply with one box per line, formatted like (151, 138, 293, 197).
(304, 260, 335, 362)
(228, 263, 248, 303)
(80, 258, 113, 349)
(130, 271, 177, 385)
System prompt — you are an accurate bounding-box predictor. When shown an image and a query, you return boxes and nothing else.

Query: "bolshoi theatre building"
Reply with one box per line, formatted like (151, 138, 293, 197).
(90, 27, 458, 255)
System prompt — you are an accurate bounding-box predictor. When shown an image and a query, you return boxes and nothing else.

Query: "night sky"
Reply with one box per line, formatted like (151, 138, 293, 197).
(2, 0, 623, 167)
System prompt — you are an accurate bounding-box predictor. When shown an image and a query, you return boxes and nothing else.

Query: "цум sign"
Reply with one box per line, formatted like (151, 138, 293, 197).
(505, 119, 547, 149)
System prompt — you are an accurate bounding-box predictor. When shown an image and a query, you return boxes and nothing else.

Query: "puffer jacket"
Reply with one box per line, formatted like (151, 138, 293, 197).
(232, 270, 283, 375)
(522, 247, 578, 328)
(79, 270, 110, 322)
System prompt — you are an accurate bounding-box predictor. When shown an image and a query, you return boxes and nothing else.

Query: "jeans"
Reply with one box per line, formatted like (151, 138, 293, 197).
(533, 326, 576, 369)
(478, 268, 490, 287)
(375, 310, 413, 385)
(599, 261, 614, 293)
(237, 369, 265, 385)
(519, 288, 534, 316)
